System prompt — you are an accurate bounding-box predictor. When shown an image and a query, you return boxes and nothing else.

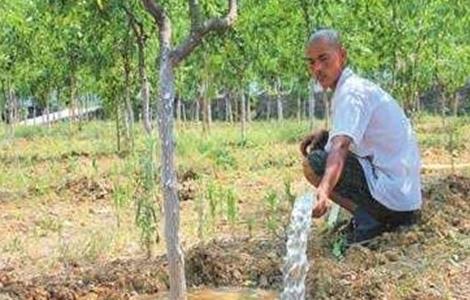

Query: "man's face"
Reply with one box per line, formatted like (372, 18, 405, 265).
(305, 39, 346, 90)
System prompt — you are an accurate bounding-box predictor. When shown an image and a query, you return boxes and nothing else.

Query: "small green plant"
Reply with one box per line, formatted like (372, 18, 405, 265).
(35, 216, 63, 236)
(211, 148, 237, 169)
(331, 235, 347, 260)
(3, 236, 24, 253)
(265, 190, 280, 235)
(195, 193, 205, 240)
(225, 187, 238, 226)
(246, 216, 256, 238)
(207, 181, 218, 220)
(284, 178, 296, 208)
(112, 183, 130, 228)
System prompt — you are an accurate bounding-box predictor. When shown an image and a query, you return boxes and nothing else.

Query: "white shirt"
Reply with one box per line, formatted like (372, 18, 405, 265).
(325, 67, 422, 211)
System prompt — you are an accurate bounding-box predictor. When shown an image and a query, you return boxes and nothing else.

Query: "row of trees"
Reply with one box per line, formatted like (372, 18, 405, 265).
(1, 1, 469, 129)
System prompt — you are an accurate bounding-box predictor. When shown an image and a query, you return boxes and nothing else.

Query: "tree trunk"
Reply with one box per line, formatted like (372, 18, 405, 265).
(141, 1, 238, 298)
(266, 96, 271, 121)
(176, 95, 181, 122)
(224, 92, 232, 123)
(182, 101, 187, 122)
(240, 90, 246, 141)
(207, 99, 212, 126)
(246, 94, 252, 123)
(308, 80, 316, 130)
(115, 99, 121, 153)
(200, 81, 211, 133)
(297, 96, 302, 122)
(70, 73, 77, 123)
(194, 100, 200, 122)
(158, 42, 187, 300)
(277, 96, 283, 121)
(124, 55, 135, 148)
(139, 43, 152, 134)
(6, 81, 17, 136)
(45, 99, 50, 128)
(453, 94, 460, 116)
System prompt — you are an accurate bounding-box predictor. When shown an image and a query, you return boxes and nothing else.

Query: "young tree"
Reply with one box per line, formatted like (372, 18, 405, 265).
(140, 1, 237, 298)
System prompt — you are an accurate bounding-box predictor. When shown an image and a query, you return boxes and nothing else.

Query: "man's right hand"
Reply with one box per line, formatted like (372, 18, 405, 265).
(300, 129, 329, 157)
(312, 188, 331, 218)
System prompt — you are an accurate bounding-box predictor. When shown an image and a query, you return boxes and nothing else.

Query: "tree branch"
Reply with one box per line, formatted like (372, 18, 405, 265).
(171, 0, 237, 66)
(189, 0, 202, 31)
(141, 0, 171, 46)
(141, 0, 167, 30)
(123, 5, 141, 39)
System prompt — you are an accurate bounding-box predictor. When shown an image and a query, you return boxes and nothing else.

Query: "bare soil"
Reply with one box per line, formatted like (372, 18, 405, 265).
(0, 174, 468, 300)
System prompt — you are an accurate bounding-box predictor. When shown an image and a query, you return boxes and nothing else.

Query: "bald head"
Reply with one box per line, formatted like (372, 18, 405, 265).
(305, 28, 347, 90)
(307, 28, 342, 49)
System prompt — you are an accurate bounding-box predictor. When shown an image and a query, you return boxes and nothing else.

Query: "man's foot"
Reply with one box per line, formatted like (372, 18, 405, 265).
(345, 208, 386, 247)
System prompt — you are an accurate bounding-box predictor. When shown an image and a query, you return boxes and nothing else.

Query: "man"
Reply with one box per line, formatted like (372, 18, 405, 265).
(301, 28, 422, 244)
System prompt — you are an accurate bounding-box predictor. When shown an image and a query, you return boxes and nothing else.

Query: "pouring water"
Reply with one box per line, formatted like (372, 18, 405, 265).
(280, 192, 316, 300)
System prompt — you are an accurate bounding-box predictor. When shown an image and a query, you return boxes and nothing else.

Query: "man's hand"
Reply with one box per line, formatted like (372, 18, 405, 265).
(300, 129, 329, 157)
(312, 188, 331, 218)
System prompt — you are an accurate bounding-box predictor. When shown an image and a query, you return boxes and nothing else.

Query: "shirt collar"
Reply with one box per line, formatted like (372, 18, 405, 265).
(335, 67, 353, 91)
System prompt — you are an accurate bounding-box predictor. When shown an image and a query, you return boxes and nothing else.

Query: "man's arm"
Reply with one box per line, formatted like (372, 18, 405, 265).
(312, 135, 351, 218)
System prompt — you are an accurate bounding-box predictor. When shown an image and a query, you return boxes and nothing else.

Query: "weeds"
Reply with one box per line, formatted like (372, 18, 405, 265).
(264, 190, 280, 235)
(134, 137, 160, 257)
(225, 187, 238, 226)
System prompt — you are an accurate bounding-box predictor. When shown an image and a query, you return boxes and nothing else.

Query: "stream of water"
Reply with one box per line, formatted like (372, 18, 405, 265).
(280, 192, 316, 300)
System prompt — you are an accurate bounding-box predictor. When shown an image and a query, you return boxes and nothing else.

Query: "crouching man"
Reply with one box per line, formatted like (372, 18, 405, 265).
(301, 28, 421, 244)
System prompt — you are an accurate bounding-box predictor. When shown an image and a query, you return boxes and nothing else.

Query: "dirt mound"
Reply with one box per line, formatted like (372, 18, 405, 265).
(56, 176, 113, 202)
(177, 168, 199, 201)
(186, 238, 283, 288)
(0, 238, 281, 299)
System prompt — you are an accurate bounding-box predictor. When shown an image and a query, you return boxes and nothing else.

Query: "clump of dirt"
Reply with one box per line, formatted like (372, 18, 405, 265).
(56, 176, 113, 202)
(177, 168, 199, 201)
(178, 181, 197, 202)
(0, 257, 168, 299)
(177, 168, 200, 182)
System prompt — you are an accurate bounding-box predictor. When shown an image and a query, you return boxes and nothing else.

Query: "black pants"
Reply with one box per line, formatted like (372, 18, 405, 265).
(307, 149, 420, 227)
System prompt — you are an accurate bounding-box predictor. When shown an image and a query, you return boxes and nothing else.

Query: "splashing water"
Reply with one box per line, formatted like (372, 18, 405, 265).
(280, 192, 316, 300)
